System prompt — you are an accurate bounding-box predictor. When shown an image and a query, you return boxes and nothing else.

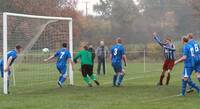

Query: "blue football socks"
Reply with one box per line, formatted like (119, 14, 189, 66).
(118, 74, 124, 85)
(198, 77, 200, 83)
(113, 75, 117, 86)
(182, 80, 187, 96)
(188, 80, 199, 92)
(58, 74, 67, 85)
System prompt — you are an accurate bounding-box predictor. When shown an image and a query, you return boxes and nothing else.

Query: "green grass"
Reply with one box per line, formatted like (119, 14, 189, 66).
(0, 62, 199, 109)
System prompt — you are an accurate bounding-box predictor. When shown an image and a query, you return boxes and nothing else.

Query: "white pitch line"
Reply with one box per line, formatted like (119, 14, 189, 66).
(14, 75, 158, 94)
(140, 78, 182, 104)
(141, 94, 180, 103)
(12, 71, 160, 88)
(1, 70, 161, 94)
(11, 74, 158, 94)
(102, 75, 157, 85)
(14, 80, 55, 88)
(18, 74, 156, 89)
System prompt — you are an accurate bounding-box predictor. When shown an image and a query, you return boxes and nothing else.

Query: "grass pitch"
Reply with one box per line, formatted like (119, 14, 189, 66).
(0, 62, 199, 109)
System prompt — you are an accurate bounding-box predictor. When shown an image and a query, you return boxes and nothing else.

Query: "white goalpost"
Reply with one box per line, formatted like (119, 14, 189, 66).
(2, 12, 73, 94)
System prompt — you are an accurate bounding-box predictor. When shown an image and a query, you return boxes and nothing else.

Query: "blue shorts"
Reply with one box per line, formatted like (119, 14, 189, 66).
(194, 64, 200, 73)
(194, 54, 200, 64)
(112, 63, 123, 73)
(56, 64, 67, 75)
(0, 60, 11, 78)
(182, 67, 193, 78)
(0, 60, 3, 78)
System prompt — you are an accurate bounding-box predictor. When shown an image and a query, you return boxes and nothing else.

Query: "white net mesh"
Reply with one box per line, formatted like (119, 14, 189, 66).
(1, 13, 72, 92)
(125, 51, 162, 73)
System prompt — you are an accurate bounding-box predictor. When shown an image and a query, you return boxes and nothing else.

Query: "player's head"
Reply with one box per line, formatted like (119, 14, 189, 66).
(81, 41, 89, 50)
(100, 41, 104, 46)
(83, 44, 89, 50)
(187, 33, 193, 40)
(62, 43, 68, 48)
(165, 37, 172, 44)
(15, 45, 22, 53)
(181, 35, 189, 44)
(88, 44, 93, 49)
(116, 37, 122, 44)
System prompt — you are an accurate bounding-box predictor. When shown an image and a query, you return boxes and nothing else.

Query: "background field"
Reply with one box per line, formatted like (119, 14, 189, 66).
(0, 62, 199, 109)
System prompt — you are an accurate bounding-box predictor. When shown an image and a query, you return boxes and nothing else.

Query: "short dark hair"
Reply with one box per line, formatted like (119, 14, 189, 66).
(84, 45, 89, 50)
(62, 43, 68, 48)
(188, 33, 193, 39)
(15, 45, 22, 50)
(116, 37, 122, 43)
(182, 36, 188, 43)
(165, 37, 172, 42)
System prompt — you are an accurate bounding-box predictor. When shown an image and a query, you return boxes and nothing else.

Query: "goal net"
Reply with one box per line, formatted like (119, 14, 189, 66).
(1, 12, 73, 94)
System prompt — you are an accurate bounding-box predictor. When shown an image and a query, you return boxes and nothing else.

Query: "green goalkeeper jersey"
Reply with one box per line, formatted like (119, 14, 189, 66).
(73, 50, 93, 66)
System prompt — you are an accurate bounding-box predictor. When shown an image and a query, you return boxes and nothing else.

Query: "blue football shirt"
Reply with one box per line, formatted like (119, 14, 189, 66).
(188, 39, 200, 55)
(182, 43, 195, 68)
(54, 48, 71, 67)
(0, 50, 17, 67)
(111, 44, 125, 64)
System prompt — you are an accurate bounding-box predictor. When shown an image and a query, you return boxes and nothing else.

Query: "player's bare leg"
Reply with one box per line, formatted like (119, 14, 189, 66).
(157, 70, 166, 86)
(165, 70, 171, 85)
(196, 73, 200, 83)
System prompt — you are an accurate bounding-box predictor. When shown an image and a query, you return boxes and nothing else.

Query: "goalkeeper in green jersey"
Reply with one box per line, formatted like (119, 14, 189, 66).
(73, 43, 100, 87)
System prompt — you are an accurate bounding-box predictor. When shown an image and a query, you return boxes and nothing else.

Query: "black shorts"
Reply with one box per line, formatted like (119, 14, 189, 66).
(81, 64, 93, 77)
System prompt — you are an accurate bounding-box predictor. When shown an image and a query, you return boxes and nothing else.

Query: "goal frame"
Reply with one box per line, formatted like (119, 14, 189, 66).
(2, 12, 74, 94)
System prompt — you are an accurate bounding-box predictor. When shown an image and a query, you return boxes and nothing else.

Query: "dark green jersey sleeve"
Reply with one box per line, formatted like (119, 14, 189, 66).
(73, 50, 93, 66)
(73, 51, 81, 63)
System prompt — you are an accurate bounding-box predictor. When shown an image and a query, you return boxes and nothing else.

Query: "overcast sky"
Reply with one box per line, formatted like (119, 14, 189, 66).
(76, 0, 100, 15)
(76, 0, 140, 15)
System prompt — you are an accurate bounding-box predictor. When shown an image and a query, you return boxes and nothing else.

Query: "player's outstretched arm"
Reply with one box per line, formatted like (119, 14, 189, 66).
(123, 55, 127, 67)
(44, 55, 55, 62)
(73, 52, 80, 64)
(109, 54, 112, 63)
(68, 58, 74, 70)
(174, 55, 186, 65)
(153, 32, 167, 47)
(68, 58, 73, 64)
(4, 57, 13, 72)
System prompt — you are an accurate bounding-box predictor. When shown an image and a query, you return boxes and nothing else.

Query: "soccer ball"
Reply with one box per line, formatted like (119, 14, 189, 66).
(42, 48, 50, 53)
